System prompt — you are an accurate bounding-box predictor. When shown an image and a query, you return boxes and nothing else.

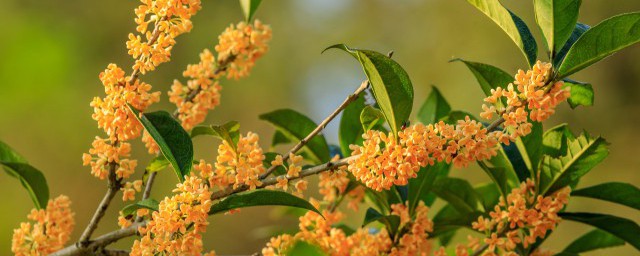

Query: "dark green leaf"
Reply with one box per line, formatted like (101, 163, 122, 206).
(554, 23, 590, 66)
(500, 140, 530, 183)
(332, 224, 356, 236)
(362, 207, 401, 236)
(360, 105, 385, 132)
(209, 190, 321, 215)
(477, 161, 519, 199)
(563, 80, 594, 108)
(465, 0, 538, 66)
(560, 212, 640, 250)
(572, 182, 640, 211)
(239, 0, 262, 22)
(557, 13, 640, 78)
(285, 241, 327, 256)
(339, 94, 366, 156)
(539, 133, 609, 195)
(515, 121, 543, 174)
(417, 86, 451, 124)
(324, 44, 413, 137)
(431, 177, 481, 214)
(271, 130, 291, 148)
(263, 152, 287, 176)
(475, 183, 501, 212)
(1, 162, 49, 209)
(563, 229, 625, 254)
(408, 162, 450, 214)
(0, 140, 27, 163)
(129, 106, 193, 181)
(364, 188, 390, 214)
(432, 204, 483, 237)
(542, 124, 571, 157)
(440, 111, 478, 125)
(451, 59, 512, 108)
(259, 109, 330, 164)
(534, 0, 581, 56)
(121, 198, 159, 217)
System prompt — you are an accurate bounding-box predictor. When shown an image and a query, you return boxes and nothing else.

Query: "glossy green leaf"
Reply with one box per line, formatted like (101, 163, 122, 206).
(562, 229, 625, 254)
(475, 183, 501, 212)
(542, 123, 571, 157)
(271, 130, 292, 148)
(440, 111, 478, 125)
(560, 212, 640, 250)
(324, 44, 413, 137)
(432, 204, 483, 237)
(259, 109, 330, 164)
(572, 182, 640, 210)
(563, 80, 594, 108)
(0, 140, 27, 163)
(451, 59, 511, 108)
(534, 0, 581, 55)
(129, 106, 193, 181)
(191, 121, 240, 150)
(339, 94, 366, 156)
(364, 188, 391, 214)
(431, 177, 481, 214)
(285, 241, 327, 256)
(121, 198, 159, 217)
(209, 190, 321, 215)
(360, 105, 385, 132)
(477, 160, 518, 199)
(239, 0, 262, 22)
(362, 207, 401, 237)
(417, 86, 451, 124)
(557, 13, 640, 78)
(554, 23, 590, 67)
(515, 121, 543, 174)
(1, 162, 49, 209)
(408, 162, 450, 214)
(142, 155, 170, 184)
(465, 0, 538, 66)
(539, 133, 609, 195)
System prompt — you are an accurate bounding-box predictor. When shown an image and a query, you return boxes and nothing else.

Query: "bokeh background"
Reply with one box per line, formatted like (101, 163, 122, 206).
(1, 0, 639, 255)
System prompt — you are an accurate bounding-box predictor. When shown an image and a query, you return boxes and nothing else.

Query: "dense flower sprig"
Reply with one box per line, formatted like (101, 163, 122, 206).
(130, 175, 215, 255)
(12, 195, 75, 256)
(348, 61, 570, 191)
(471, 180, 570, 255)
(169, 20, 272, 131)
(127, 0, 202, 74)
(82, 137, 137, 180)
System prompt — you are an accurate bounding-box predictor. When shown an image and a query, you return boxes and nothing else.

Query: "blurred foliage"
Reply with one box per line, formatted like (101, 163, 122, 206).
(0, 0, 639, 254)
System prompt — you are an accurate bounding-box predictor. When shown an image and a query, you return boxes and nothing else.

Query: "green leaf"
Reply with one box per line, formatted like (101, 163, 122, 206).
(554, 23, 590, 67)
(145, 155, 170, 173)
(560, 212, 640, 250)
(129, 106, 193, 182)
(465, 0, 538, 66)
(431, 177, 481, 214)
(563, 80, 594, 108)
(360, 105, 385, 132)
(324, 44, 413, 137)
(362, 207, 401, 237)
(263, 152, 287, 176)
(562, 229, 625, 254)
(417, 86, 451, 124)
(285, 241, 327, 256)
(259, 109, 330, 164)
(539, 133, 609, 196)
(475, 183, 501, 212)
(239, 0, 262, 22)
(332, 224, 356, 236)
(432, 204, 483, 237)
(1, 162, 49, 209)
(408, 162, 450, 214)
(339, 94, 366, 157)
(121, 198, 159, 217)
(477, 160, 519, 199)
(0, 140, 27, 163)
(191, 121, 240, 150)
(515, 121, 543, 175)
(534, 0, 581, 56)
(557, 13, 640, 78)
(542, 124, 571, 157)
(209, 190, 321, 215)
(440, 111, 478, 125)
(451, 59, 512, 108)
(572, 182, 640, 211)
(364, 188, 391, 214)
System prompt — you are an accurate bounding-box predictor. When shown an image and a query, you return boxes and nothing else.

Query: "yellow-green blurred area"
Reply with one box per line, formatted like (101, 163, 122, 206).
(1, 0, 639, 255)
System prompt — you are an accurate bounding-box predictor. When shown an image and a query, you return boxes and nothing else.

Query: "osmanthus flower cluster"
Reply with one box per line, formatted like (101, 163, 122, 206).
(348, 61, 571, 191)
(168, 20, 273, 131)
(470, 180, 571, 255)
(11, 195, 75, 256)
(130, 175, 216, 255)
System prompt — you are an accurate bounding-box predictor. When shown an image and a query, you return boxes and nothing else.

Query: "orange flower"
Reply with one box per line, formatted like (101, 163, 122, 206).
(210, 132, 266, 190)
(82, 137, 137, 180)
(215, 20, 272, 80)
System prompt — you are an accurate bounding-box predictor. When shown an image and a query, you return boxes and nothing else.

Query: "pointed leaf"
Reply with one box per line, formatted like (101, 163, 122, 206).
(554, 23, 590, 66)
(129, 106, 193, 181)
(209, 190, 321, 215)
(572, 182, 640, 211)
(239, 0, 262, 22)
(431, 177, 481, 214)
(0, 140, 27, 163)
(451, 59, 512, 108)
(562, 229, 625, 254)
(408, 162, 450, 214)
(563, 80, 594, 108)
(339, 94, 366, 156)
(515, 122, 543, 175)
(534, 0, 581, 55)
(557, 13, 640, 78)
(542, 124, 571, 157)
(259, 109, 330, 164)
(360, 105, 385, 132)
(121, 198, 160, 217)
(475, 183, 501, 212)
(465, 0, 538, 66)
(417, 86, 451, 124)
(362, 207, 401, 236)
(1, 162, 49, 209)
(324, 44, 414, 137)
(271, 130, 292, 148)
(560, 212, 640, 250)
(191, 121, 240, 150)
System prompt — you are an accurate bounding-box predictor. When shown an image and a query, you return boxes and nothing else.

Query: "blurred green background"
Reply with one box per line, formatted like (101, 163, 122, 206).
(1, 0, 639, 255)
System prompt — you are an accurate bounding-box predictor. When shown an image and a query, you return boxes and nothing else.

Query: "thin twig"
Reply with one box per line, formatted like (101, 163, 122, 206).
(260, 80, 369, 179)
(51, 221, 145, 256)
(78, 162, 121, 245)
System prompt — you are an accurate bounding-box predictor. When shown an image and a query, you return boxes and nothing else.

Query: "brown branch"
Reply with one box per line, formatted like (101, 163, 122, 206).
(260, 80, 369, 179)
(78, 162, 122, 245)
